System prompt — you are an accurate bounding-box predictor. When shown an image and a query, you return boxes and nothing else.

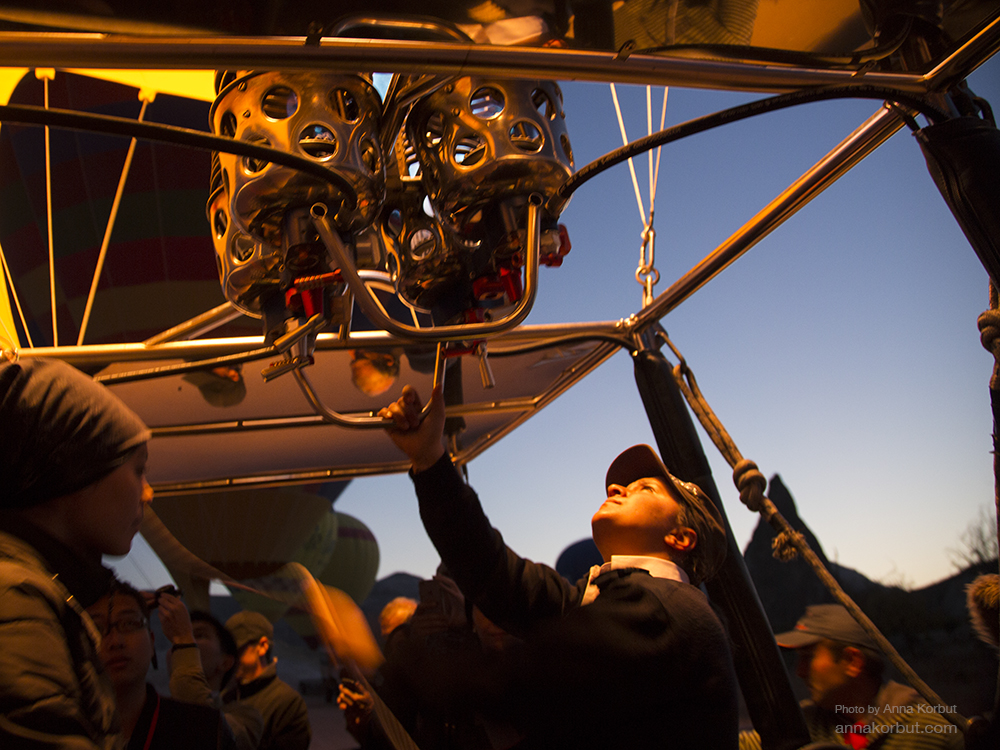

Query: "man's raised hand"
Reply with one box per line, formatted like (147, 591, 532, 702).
(379, 384, 446, 473)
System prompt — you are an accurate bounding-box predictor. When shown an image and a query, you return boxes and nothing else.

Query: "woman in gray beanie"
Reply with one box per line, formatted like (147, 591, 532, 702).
(1, 357, 152, 749)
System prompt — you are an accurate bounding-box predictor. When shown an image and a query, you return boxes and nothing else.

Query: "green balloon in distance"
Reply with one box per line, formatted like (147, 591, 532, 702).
(284, 512, 379, 648)
(151, 487, 331, 581)
(229, 503, 340, 621)
(148, 487, 332, 621)
(319, 512, 379, 604)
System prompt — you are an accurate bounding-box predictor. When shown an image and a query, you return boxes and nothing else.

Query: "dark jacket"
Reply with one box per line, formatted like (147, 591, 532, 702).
(224, 664, 310, 750)
(365, 619, 520, 750)
(412, 454, 740, 750)
(0, 518, 119, 749)
(128, 683, 236, 750)
(168, 645, 264, 750)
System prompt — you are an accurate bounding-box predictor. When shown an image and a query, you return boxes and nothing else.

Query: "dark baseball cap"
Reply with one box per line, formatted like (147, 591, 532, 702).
(226, 610, 274, 651)
(775, 604, 880, 651)
(605, 444, 727, 585)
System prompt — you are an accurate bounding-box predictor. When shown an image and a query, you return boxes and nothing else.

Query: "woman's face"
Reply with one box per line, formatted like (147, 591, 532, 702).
(68, 444, 153, 557)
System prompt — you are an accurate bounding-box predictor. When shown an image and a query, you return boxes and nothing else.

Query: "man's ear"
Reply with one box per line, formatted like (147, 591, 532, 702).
(221, 653, 235, 673)
(841, 646, 866, 678)
(665, 526, 697, 554)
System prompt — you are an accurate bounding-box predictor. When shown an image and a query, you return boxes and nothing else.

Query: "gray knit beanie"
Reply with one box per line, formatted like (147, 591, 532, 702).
(0, 358, 151, 508)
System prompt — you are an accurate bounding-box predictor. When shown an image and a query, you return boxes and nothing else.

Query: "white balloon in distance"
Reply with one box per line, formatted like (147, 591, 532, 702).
(228, 505, 341, 621)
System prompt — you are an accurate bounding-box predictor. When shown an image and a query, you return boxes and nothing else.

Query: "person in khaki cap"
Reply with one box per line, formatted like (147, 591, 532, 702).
(223, 610, 310, 750)
(380, 384, 739, 750)
(740, 604, 963, 750)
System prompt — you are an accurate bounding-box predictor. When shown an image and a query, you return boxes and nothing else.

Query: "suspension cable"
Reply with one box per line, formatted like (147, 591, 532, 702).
(609, 83, 647, 226)
(40, 70, 57, 346)
(654, 327, 970, 734)
(553, 84, 950, 213)
(610, 84, 668, 307)
(0, 238, 32, 348)
(78, 93, 152, 345)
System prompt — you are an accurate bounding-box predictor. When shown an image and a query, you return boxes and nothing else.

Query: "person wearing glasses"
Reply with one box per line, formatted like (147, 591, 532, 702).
(0, 357, 152, 749)
(86, 581, 237, 750)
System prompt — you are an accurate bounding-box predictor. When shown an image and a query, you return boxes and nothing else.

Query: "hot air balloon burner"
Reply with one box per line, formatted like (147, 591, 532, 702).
(384, 77, 573, 324)
(407, 77, 573, 232)
(208, 71, 386, 320)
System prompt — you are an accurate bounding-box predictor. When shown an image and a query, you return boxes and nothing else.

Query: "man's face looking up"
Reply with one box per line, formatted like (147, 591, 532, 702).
(591, 476, 692, 560)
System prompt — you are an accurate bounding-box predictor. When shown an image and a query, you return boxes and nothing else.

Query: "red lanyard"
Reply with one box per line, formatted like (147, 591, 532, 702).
(843, 722, 869, 750)
(142, 693, 161, 750)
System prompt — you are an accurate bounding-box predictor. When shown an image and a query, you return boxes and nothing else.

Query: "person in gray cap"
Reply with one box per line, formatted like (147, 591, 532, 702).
(223, 610, 310, 750)
(739, 604, 962, 750)
(0, 357, 152, 748)
(380, 385, 739, 750)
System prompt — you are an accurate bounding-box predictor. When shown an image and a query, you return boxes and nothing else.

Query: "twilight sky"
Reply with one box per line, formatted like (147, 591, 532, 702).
(112, 53, 1000, 595)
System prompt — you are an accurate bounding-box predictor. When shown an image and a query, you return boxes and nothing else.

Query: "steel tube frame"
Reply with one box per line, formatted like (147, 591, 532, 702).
(1, 24, 996, 95)
(143, 302, 244, 345)
(143, 335, 622, 495)
(292, 341, 446, 427)
(7, 15, 997, 491)
(13, 102, 909, 391)
(14, 320, 630, 366)
(149, 395, 545, 438)
(151, 461, 414, 496)
(312, 196, 542, 341)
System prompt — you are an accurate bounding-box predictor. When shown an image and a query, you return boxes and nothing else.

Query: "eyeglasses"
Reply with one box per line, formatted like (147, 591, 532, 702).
(91, 614, 149, 636)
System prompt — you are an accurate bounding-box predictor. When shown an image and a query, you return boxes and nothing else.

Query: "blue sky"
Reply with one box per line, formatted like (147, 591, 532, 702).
(113, 54, 1000, 594)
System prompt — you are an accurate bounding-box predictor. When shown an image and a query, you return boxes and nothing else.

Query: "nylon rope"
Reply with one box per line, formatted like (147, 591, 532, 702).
(0, 238, 32, 350)
(654, 329, 969, 734)
(975, 282, 1000, 729)
(41, 71, 57, 346)
(78, 94, 151, 344)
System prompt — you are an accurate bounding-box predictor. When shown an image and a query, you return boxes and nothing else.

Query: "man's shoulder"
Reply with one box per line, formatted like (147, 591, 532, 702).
(271, 676, 306, 705)
(845, 683, 961, 749)
(613, 569, 719, 617)
(249, 673, 307, 712)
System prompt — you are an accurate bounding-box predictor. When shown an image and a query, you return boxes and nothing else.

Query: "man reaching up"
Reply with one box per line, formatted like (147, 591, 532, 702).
(380, 385, 739, 749)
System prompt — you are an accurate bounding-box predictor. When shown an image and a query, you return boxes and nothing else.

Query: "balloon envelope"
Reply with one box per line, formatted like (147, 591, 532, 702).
(285, 511, 379, 647)
(150, 487, 332, 581)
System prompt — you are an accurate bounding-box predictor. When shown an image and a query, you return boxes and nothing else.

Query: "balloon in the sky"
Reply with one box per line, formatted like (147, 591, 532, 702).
(284, 511, 379, 647)
(227, 507, 341, 621)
